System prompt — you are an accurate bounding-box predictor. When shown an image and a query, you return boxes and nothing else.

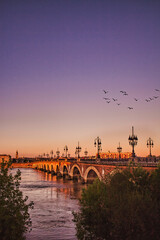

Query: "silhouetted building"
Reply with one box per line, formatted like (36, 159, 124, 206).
(98, 152, 132, 159)
(0, 154, 11, 163)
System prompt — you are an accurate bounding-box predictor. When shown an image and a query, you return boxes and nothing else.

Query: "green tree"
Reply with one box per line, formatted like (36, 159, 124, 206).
(0, 161, 34, 240)
(73, 166, 160, 240)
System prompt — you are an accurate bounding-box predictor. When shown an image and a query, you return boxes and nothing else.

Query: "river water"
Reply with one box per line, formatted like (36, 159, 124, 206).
(10, 168, 86, 240)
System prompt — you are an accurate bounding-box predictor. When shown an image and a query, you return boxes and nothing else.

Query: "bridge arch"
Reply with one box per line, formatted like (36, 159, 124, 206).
(33, 164, 38, 168)
(109, 168, 122, 176)
(56, 164, 60, 173)
(47, 164, 49, 171)
(84, 166, 102, 183)
(70, 164, 82, 179)
(50, 164, 54, 172)
(63, 164, 69, 175)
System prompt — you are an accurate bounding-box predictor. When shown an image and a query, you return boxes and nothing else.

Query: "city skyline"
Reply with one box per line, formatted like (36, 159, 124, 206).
(1, 1, 160, 157)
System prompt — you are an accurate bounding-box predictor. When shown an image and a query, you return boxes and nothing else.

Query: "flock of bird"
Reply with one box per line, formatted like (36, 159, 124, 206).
(102, 89, 160, 110)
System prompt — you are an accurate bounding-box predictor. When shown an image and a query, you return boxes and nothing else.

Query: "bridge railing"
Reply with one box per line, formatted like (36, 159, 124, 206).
(78, 158, 159, 167)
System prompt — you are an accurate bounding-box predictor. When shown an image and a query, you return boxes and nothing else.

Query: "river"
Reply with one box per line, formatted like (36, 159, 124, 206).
(10, 168, 86, 240)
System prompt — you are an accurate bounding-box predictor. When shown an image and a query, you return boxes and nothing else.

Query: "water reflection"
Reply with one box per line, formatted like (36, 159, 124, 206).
(10, 168, 86, 240)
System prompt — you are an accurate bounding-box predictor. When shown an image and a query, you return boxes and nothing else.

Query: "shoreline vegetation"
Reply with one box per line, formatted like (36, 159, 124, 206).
(73, 164, 160, 240)
(0, 161, 34, 240)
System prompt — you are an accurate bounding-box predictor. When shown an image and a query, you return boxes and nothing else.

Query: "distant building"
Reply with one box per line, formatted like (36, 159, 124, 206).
(16, 150, 18, 159)
(98, 152, 132, 159)
(0, 154, 11, 163)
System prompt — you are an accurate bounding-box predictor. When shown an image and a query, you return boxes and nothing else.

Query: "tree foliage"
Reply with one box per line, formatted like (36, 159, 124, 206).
(0, 161, 34, 240)
(73, 165, 160, 240)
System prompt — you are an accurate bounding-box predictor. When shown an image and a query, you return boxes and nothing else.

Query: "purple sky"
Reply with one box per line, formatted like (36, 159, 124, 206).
(1, 0, 160, 157)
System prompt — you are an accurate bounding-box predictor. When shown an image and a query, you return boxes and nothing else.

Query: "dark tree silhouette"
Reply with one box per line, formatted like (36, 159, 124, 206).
(73, 165, 160, 240)
(0, 161, 34, 240)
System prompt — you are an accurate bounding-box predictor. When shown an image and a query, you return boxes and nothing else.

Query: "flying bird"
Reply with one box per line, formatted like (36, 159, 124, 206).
(155, 89, 160, 92)
(103, 97, 110, 100)
(112, 98, 118, 101)
(103, 90, 108, 94)
(145, 99, 150, 102)
(106, 101, 110, 103)
(134, 98, 138, 101)
(128, 107, 133, 110)
(117, 103, 121, 106)
(149, 97, 153, 101)
(153, 96, 159, 99)
(120, 90, 126, 93)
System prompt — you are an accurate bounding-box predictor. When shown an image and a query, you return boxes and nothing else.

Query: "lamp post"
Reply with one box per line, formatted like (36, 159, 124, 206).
(147, 137, 154, 157)
(64, 145, 68, 158)
(50, 150, 53, 159)
(128, 126, 138, 158)
(94, 136, 102, 158)
(117, 142, 122, 160)
(56, 148, 60, 159)
(75, 150, 77, 158)
(76, 142, 81, 158)
(84, 148, 88, 158)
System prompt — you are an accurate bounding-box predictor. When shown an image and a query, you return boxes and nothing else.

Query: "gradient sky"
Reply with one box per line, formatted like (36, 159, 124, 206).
(1, 0, 160, 157)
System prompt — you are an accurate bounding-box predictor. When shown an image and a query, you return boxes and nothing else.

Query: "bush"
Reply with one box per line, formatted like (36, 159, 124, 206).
(0, 161, 34, 240)
(73, 165, 160, 240)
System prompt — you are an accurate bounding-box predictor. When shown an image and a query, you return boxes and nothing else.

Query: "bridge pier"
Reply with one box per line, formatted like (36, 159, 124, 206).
(51, 170, 56, 175)
(56, 172, 63, 178)
(78, 177, 87, 184)
(65, 175, 73, 180)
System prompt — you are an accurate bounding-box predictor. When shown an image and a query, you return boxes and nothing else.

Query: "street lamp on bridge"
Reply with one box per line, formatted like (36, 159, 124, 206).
(56, 148, 60, 159)
(117, 142, 122, 160)
(84, 148, 88, 158)
(64, 145, 68, 158)
(76, 142, 81, 158)
(128, 126, 138, 158)
(147, 137, 154, 157)
(75, 150, 77, 158)
(94, 136, 102, 158)
(50, 150, 53, 159)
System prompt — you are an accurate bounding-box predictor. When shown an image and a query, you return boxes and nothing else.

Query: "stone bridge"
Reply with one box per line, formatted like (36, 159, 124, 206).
(32, 160, 157, 183)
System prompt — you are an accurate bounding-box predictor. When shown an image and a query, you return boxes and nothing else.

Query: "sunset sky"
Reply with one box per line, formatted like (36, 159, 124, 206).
(1, 0, 160, 158)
